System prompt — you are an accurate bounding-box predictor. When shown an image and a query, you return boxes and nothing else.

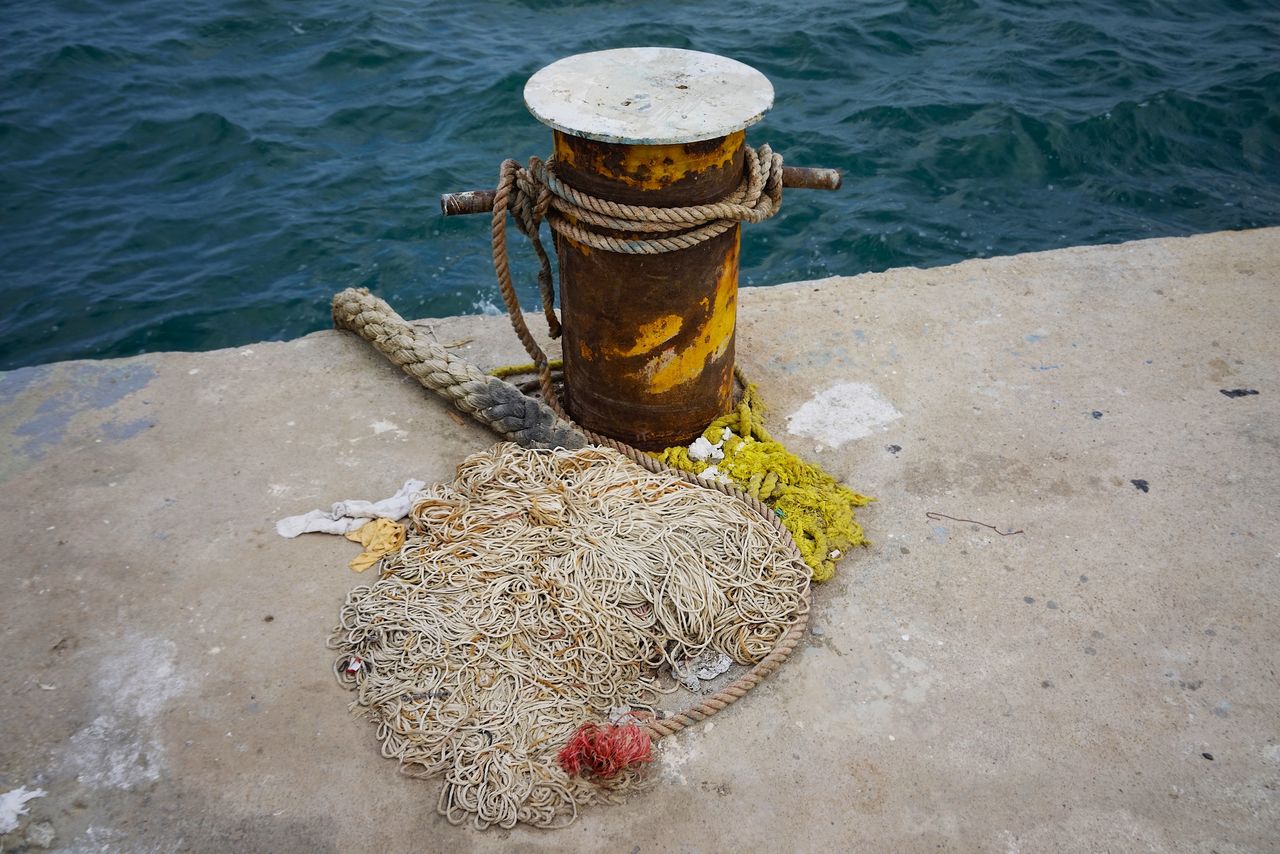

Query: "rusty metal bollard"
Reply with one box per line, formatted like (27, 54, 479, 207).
(441, 48, 840, 449)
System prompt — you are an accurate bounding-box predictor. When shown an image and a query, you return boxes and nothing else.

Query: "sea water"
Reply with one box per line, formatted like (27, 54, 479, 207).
(1, 0, 1276, 368)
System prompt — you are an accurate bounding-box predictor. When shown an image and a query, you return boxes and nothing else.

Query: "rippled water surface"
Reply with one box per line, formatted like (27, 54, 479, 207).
(2, 0, 1277, 367)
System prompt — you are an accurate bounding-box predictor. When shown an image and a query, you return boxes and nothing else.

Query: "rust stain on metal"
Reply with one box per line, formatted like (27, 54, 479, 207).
(554, 131, 740, 193)
(611, 313, 684, 358)
(640, 238, 738, 395)
(553, 131, 743, 205)
(440, 189, 495, 217)
(781, 165, 842, 191)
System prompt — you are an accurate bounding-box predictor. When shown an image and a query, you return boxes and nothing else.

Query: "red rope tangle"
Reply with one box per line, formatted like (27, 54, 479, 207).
(557, 722, 653, 779)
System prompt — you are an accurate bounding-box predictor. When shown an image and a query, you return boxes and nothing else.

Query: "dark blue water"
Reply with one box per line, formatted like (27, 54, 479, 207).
(2, 0, 1277, 369)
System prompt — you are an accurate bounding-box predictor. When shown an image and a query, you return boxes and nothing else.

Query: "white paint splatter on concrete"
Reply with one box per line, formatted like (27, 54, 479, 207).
(63, 825, 144, 854)
(656, 732, 701, 786)
(366, 420, 408, 440)
(0, 786, 46, 833)
(62, 636, 187, 790)
(785, 382, 902, 448)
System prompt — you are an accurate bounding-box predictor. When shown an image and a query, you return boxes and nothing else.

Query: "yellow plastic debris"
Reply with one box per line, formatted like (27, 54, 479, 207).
(345, 518, 406, 572)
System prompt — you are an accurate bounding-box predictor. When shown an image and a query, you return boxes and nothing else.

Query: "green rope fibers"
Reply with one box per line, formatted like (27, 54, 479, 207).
(489, 359, 563, 379)
(654, 382, 873, 582)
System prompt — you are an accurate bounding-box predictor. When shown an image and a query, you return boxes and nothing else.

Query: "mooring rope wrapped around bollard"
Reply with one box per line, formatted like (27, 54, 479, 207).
(320, 48, 856, 831)
(503, 144, 783, 256)
(488, 145, 785, 407)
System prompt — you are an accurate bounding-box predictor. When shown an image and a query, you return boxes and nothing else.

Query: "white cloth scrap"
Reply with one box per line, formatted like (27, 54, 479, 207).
(275, 479, 425, 538)
(0, 786, 46, 834)
(696, 464, 731, 485)
(688, 436, 724, 463)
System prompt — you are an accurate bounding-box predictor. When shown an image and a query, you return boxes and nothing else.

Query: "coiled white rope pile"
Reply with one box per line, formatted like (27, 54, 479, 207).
(329, 443, 809, 829)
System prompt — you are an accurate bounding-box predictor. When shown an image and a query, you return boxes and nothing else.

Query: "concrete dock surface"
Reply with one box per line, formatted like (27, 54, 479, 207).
(1, 228, 1277, 852)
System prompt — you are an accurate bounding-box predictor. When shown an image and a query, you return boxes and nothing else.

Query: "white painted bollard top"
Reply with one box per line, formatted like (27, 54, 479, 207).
(523, 47, 775, 146)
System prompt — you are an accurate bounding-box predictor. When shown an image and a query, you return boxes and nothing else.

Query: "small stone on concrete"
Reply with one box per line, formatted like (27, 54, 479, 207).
(26, 820, 56, 849)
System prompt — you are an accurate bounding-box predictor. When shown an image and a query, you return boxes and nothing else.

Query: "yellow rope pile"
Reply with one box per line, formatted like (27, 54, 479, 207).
(656, 380, 872, 582)
(329, 443, 808, 830)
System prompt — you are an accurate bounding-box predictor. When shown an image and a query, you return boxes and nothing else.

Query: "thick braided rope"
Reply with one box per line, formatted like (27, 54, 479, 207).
(332, 288, 583, 450)
(330, 288, 810, 741)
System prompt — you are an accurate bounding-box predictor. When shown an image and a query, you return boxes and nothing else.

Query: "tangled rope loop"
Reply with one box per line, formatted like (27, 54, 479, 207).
(489, 144, 785, 411)
(329, 443, 811, 829)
